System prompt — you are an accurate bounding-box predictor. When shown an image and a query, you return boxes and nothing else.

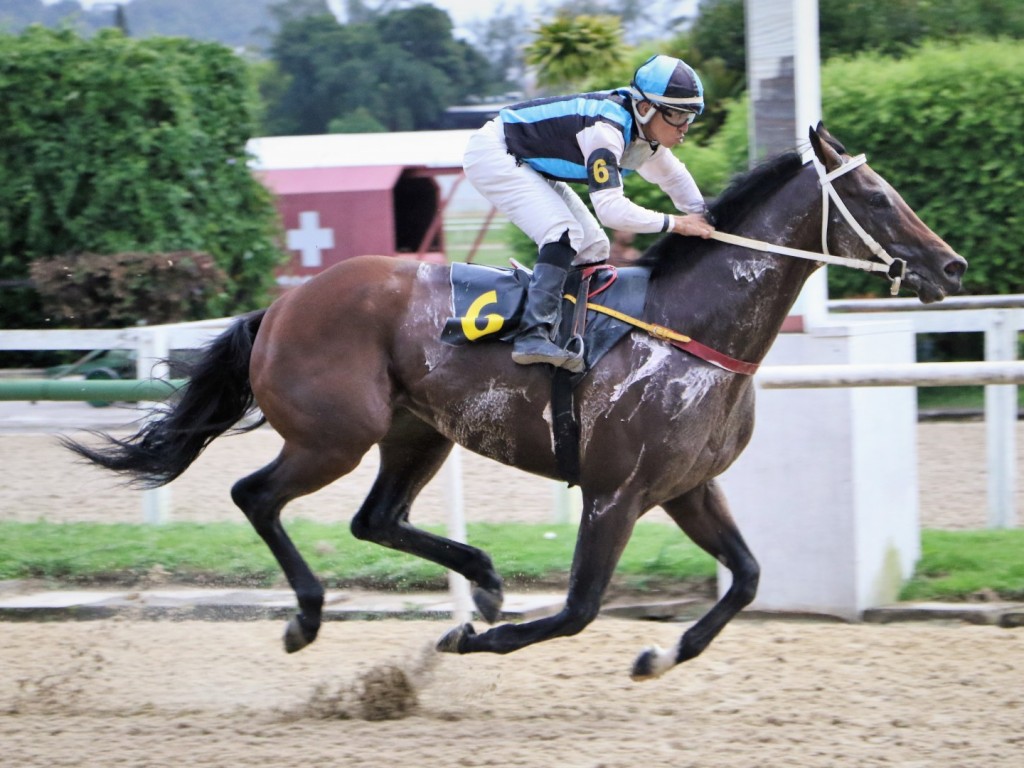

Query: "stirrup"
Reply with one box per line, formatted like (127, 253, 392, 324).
(512, 337, 585, 373)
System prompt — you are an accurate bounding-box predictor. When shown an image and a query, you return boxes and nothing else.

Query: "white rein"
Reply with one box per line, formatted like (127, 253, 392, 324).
(708, 154, 907, 295)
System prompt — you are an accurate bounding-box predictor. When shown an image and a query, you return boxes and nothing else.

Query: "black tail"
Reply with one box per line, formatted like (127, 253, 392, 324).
(62, 310, 267, 488)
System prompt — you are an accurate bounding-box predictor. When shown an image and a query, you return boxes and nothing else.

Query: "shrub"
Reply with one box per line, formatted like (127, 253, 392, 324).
(30, 251, 228, 328)
(821, 39, 1024, 297)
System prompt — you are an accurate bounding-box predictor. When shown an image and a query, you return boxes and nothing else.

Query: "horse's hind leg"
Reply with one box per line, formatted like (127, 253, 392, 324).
(231, 444, 365, 653)
(631, 480, 760, 680)
(350, 411, 505, 621)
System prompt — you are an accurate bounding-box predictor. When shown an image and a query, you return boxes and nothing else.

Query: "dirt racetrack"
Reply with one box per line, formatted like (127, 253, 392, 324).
(1, 617, 1021, 767)
(1, 406, 1022, 766)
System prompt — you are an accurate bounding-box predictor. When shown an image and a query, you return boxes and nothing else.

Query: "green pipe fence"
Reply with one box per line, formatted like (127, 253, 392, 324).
(0, 379, 187, 402)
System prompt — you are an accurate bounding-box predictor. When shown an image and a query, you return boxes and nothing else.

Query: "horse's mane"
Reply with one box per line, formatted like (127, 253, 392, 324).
(708, 133, 846, 231)
(633, 147, 814, 271)
(705, 150, 805, 231)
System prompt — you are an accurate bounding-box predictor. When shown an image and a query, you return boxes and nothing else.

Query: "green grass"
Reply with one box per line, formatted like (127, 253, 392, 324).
(900, 528, 1024, 601)
(1, 520, 1020, 602)
(917, 386, 1024, 412)
(0, 520, 717, 592)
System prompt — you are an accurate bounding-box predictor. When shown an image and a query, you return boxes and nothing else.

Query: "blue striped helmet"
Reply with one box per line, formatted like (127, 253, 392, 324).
(630, 55, 704, 115)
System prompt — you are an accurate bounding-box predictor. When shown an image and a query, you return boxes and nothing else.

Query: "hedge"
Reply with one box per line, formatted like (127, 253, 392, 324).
(0, 27, 286, 329)
(820, 39, 1024, 297)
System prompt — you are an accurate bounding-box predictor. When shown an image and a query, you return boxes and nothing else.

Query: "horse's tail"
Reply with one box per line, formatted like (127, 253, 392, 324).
(62, 310, 267, 488)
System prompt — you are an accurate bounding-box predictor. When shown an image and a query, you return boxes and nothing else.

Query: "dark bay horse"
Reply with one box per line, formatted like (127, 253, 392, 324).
(65, 124, 966, 680)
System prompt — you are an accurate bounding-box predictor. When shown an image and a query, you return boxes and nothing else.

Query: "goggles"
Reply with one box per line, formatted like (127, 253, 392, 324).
(654, 104, 698, 127)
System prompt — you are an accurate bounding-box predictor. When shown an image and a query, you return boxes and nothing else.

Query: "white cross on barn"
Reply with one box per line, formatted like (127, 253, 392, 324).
(286, 211, 334, 268)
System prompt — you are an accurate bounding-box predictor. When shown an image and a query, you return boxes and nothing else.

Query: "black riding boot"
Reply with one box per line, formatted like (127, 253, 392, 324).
(512, 237, 584, 373)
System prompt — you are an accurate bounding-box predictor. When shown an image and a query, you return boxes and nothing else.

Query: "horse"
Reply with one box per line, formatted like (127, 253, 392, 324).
(64, 124, 966, 680)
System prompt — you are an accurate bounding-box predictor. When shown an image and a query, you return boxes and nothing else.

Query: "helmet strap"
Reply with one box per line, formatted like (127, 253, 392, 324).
(632, 98, 656, 127)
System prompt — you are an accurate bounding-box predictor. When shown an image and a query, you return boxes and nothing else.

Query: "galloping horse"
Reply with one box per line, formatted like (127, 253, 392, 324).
(66, 125, 966, 679)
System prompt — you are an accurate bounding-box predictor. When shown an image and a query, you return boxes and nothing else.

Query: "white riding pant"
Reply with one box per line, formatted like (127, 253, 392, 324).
(463, 118, 610, 266)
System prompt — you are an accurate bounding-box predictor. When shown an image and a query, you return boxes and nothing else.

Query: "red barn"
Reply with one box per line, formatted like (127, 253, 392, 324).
(248, 131, 477, 287)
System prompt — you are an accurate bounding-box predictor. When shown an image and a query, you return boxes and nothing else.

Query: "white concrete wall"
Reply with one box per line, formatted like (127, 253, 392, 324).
(718, 320, 918, 618)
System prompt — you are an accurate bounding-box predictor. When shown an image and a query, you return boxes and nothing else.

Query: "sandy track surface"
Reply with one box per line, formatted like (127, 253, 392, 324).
(0, 409, 1021, 766)
(1, 617, 1020, 767)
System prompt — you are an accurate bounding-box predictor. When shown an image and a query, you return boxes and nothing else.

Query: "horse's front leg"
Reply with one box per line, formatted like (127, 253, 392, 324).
(631, 480, 760, 680)
(437, 493, 638, 655)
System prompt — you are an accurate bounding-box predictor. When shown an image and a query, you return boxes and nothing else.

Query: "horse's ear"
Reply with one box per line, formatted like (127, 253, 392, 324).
(809, 123, 843, 171)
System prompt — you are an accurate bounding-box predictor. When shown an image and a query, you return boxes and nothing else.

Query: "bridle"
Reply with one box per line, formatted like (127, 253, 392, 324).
(708, 153, 907, 295)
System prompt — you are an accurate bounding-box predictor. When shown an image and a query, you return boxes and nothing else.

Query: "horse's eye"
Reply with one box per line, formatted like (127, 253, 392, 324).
(869, 192, 890, 209)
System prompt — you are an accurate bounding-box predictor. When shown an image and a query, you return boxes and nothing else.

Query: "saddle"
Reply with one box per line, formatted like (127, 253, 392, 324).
(441, 262, 651, 382)
(441, 262, 651, 485)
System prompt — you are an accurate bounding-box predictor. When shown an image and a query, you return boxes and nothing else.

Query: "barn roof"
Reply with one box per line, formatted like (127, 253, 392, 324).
(246, 130, 475, 172)
(255, 165, 403, 195)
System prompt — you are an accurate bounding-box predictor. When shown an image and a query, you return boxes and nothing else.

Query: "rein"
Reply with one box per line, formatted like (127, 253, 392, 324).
(708, 154, 906, 296)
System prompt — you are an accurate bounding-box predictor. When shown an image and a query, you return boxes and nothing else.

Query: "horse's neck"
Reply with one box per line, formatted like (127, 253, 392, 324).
(648, 175, 822, 365)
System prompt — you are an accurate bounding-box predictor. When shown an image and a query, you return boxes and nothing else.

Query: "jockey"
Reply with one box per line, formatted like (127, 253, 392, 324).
(463, 54, 716, 373)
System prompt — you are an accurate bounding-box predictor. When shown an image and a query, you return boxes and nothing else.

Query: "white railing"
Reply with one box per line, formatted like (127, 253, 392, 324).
(823, 295, 1022, 529)
(0, 319, 233, 523)
(0, 318, 234, 380)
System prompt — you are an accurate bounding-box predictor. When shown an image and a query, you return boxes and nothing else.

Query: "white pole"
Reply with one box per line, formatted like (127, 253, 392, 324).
(985, 311, 1018, 528)
(137, 327, 171, 525)
(792, 0, 828, 329)
(443, 445, 474, 622)
(744, 0, 827, 329)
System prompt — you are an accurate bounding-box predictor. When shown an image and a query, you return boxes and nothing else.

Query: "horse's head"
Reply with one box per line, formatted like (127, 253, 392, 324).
(810, 123, 967, 303)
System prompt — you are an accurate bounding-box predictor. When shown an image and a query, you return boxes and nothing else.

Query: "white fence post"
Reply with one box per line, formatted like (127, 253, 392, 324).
(443, 446, 474, 622)
(985, 310, 1018, 528)
(137, 327, 172, 524)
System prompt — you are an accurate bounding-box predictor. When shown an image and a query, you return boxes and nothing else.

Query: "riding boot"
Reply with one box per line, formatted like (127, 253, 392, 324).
(512, 237, 584, 373)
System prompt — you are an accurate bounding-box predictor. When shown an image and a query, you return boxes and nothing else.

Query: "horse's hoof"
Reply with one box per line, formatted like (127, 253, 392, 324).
(283, 614, 318, 654)
(630, 645, 671, 681)
(436, 623, 475, 654)
(472, 585, 504, 624)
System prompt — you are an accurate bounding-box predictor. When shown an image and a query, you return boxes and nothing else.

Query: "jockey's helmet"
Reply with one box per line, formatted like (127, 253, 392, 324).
(630, 55, 704, 124)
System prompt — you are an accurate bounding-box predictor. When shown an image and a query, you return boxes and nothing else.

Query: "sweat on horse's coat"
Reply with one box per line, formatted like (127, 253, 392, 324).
(63, 124, 966, 680)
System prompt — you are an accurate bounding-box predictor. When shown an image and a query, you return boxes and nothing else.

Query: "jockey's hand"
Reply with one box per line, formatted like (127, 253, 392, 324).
(672, 213, 715, 239)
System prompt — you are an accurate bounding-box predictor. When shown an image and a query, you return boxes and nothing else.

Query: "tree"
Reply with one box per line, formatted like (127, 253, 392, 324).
(525, 13, 626, 92)
(544, 0, 693, 44)
(0, 27, 285, 328)
(262, 4, 495, 135)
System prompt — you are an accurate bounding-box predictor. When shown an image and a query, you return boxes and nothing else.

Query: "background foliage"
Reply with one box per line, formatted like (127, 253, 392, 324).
(0, 27, 285, 329)
(2, 1, 1021, 332)
(690, 0, 1024, 93)
(30, 251, 228, 328)
(820, 39, 1024, 297)
(525, 13, 627, 92)
(261, 4, 495, 135)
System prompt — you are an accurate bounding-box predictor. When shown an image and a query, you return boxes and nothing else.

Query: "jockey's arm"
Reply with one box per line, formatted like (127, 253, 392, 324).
(577, 123, 713, 237)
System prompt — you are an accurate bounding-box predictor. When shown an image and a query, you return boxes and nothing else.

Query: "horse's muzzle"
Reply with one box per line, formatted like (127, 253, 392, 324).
(897, 245, 968, 303)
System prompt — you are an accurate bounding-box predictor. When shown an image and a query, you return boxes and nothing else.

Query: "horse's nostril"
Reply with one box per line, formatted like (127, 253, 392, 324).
(944, 256, 967, 279)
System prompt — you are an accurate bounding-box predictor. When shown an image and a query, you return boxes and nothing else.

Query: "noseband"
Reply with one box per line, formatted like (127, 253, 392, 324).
(710, 154, 907, 295)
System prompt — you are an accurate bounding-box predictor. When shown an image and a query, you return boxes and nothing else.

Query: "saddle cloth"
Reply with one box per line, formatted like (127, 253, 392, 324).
(440, 262, 651, 380)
